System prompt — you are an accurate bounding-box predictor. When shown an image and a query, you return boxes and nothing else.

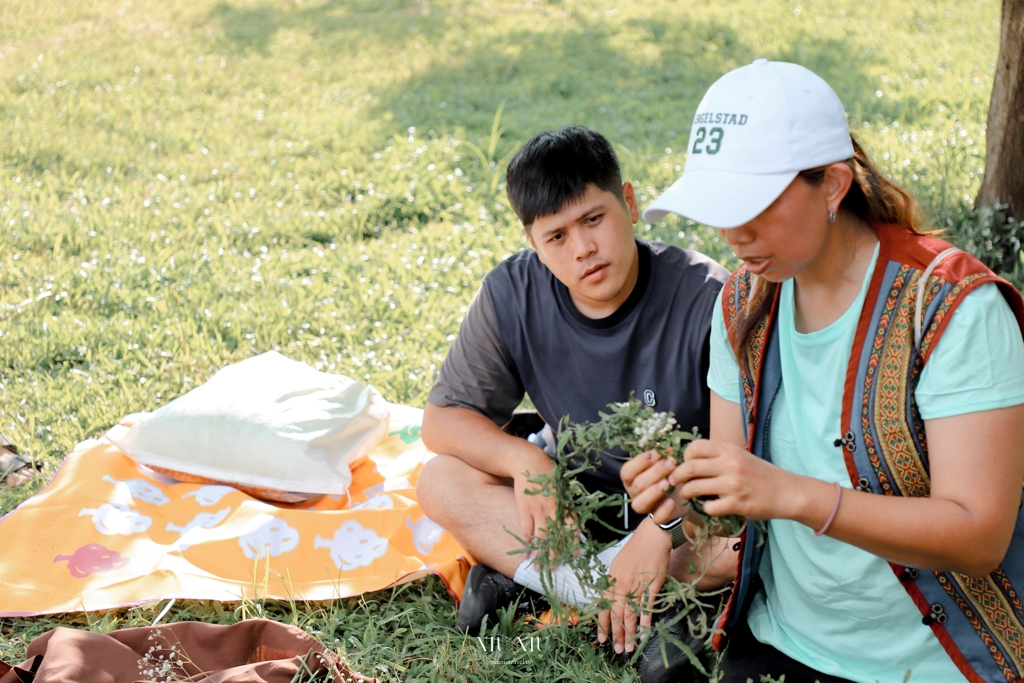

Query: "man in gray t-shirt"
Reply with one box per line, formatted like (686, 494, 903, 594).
(417, 126, 737, 672)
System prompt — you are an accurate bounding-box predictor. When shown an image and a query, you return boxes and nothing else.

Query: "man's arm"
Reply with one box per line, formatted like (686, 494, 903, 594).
(422, 404, 548, 480)
(421, 282, 559, 543)
(422, 404, 558, 546)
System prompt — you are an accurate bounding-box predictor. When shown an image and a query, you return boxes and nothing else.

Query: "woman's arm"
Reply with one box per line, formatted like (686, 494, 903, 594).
(674, 403, 1024, 576)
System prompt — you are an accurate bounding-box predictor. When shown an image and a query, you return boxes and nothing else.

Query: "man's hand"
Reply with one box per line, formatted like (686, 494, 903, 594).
(597, 518, 672, 654)
(511, 448, 558, 541)
(422, 404, 559, 544)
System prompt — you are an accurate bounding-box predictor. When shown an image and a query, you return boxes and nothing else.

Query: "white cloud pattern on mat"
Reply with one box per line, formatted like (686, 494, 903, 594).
(79, 503, 153, 535)
(182, 485, 236, 506)
(166, 507, 232, 549)
(314, 521, 388, 571)
(102, 475, 170, 506)
(406, 514, 445, 555)
(238, 517, 300, 560)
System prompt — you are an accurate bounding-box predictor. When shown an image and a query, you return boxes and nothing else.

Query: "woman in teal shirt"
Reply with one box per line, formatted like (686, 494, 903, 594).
(625, 60, 1024, 683)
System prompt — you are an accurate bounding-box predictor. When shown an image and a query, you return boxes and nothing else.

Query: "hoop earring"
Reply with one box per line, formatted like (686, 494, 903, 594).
(828, 210, 836, 224)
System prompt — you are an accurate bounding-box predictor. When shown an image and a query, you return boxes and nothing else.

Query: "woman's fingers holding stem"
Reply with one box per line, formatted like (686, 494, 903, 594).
(671, 440, 801, 520)
(623, 441, 742, 519)
(623, 445, 728, 517)
(668, 440, 725, 486)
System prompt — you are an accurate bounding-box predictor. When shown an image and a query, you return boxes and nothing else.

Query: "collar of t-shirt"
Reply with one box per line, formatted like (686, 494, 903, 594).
(554, 238, 652, 330)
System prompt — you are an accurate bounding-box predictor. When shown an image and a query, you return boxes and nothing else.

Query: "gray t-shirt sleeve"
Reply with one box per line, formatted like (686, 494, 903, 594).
(426, 284, 525, 426)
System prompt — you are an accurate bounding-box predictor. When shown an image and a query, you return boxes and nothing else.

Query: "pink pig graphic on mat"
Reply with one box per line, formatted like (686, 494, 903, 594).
(54, 544, 130, 578)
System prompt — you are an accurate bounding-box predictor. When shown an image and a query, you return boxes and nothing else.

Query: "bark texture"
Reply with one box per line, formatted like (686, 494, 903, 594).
(977, 0, 1024, 219)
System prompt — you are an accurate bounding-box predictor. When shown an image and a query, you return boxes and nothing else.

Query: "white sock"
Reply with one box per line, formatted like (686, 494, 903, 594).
(512, 534, 631, 607)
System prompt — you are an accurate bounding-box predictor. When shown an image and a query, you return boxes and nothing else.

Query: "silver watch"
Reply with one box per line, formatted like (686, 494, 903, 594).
(651, 513, 687, 549)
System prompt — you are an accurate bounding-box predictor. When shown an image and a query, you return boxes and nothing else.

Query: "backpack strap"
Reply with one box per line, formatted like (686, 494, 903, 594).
(914, 247, 959, 350)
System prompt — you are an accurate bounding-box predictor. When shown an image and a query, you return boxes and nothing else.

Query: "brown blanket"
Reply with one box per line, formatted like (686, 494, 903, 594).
(0, 620, 377, 683)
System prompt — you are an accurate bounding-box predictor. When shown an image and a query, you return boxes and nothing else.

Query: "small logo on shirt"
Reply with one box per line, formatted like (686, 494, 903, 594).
(642, 389, 656, 407)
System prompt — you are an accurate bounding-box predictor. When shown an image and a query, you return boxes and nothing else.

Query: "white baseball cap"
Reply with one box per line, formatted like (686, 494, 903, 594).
(643, 59, 854, 229)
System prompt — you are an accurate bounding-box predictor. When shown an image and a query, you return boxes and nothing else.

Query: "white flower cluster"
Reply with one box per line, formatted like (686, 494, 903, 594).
(138, 630, 190, 682)
(634, 412, 677, 450)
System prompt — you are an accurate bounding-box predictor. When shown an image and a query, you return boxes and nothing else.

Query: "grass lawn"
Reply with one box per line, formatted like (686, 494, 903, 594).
(0, 0, 1005, 679)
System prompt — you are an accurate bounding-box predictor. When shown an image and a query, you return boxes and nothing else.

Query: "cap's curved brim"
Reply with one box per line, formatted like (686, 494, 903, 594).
(642, 169, 799, 229)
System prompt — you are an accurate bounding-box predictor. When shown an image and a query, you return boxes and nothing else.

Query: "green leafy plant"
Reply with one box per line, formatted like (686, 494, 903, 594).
(559, 396, 744, 538)
(518, 396, 744, 672)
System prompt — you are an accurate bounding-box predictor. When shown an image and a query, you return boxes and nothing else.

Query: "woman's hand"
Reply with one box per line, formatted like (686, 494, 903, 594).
(621, 441, 809, 524)
(622, 392, 1024, 576)
(670, 439, 806, 521)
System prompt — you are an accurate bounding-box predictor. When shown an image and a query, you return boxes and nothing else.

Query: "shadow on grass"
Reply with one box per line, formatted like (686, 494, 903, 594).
(209, 0, 441, 55)
(208, 0, 899, 153)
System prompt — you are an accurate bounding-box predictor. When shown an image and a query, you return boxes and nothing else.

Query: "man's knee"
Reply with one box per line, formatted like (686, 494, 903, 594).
(417, 455, 503, 522)
(417, 455, 479, 521)
(417, 455, 455, 518)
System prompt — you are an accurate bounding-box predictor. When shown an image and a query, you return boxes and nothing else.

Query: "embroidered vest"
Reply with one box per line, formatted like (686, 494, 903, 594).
(713, 223, 1024, 683)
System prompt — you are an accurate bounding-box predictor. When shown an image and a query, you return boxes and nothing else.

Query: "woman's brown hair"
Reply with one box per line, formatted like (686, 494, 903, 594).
(728, 135, 927, 362)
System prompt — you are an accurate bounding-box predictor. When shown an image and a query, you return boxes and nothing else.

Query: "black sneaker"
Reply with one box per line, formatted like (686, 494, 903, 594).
(456, 564, 550, 636)
(636, 604, 712, 683)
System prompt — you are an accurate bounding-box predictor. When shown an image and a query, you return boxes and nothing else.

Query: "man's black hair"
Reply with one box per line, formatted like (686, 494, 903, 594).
(505, 125, 624, 229)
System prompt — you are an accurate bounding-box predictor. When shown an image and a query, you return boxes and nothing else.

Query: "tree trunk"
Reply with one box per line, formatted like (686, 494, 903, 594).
(977, 0, 1024, 219)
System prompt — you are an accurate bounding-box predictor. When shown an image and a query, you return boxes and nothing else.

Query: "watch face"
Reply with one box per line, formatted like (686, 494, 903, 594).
(659, 517, 683, 530)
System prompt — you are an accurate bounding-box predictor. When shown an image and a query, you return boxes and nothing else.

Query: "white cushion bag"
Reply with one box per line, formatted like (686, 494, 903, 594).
(110, 351, 389, 502)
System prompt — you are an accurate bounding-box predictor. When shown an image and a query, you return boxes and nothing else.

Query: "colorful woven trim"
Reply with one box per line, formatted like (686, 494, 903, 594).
(938, 568, 1024, 681)
(722, 268, 772, 425)
(859, 264, 937, 499)
(858, 263, 1024, 681)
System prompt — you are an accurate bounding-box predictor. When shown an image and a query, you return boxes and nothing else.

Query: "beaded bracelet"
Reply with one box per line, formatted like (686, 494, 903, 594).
(815, 481, 843, 536)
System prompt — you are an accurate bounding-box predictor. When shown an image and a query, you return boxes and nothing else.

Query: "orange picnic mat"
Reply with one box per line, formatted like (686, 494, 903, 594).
(0, 404, 470, 617)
